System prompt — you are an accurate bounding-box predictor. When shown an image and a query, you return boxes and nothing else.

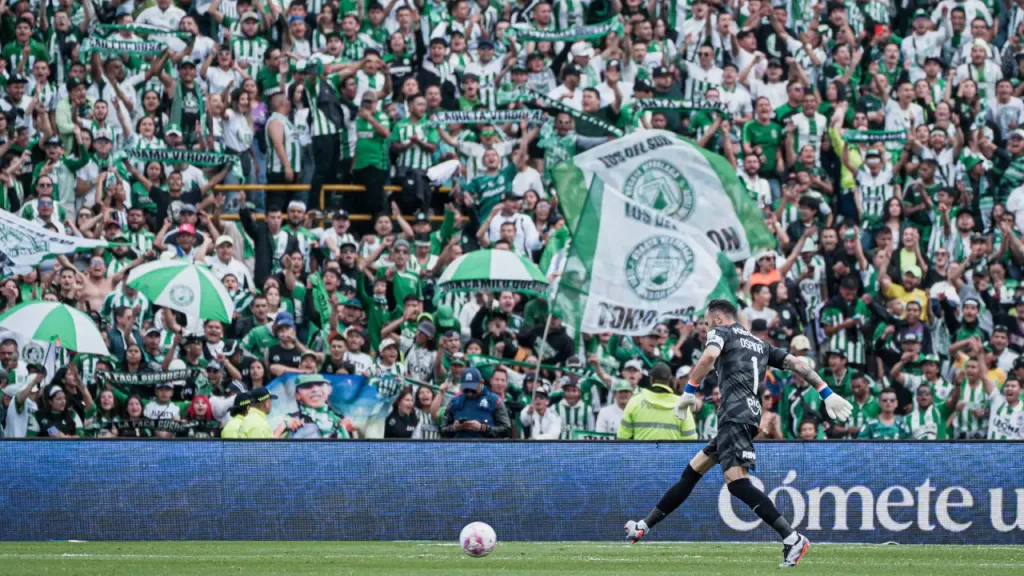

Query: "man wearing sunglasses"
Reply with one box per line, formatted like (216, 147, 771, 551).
(856, 388, 911, 439)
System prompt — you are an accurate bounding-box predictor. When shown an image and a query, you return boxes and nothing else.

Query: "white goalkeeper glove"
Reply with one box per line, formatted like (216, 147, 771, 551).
(674, 381, 698, 420)
(821, 387, 853, 421)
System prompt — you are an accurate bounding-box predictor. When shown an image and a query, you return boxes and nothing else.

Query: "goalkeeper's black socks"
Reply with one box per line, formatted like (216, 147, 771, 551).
(727, 478, 796, 541)
(644, 465, 704, 528)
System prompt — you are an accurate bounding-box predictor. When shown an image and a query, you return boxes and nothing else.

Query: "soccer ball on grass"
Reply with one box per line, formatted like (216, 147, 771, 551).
(459, 522, 497, 557)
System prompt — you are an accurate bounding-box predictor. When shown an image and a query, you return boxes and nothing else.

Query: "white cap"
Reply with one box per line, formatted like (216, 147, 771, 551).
(623, 358, 644, 372)
(378, 338, 398, 353)
(675, 365, 692, 379)
(571, 41, 594, 58)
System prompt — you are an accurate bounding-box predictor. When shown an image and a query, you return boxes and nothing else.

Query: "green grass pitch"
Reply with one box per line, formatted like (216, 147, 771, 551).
(1, 541, 1021, 575)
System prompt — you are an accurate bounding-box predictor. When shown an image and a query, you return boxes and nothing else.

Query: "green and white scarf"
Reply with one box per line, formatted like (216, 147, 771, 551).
(843, 130, 907, 144)
(94, 23, 195, 41)
(528, 89, 624, 137)
(113, 148, 241, 179)
(428, 109, 546, 126)
(171, 81, 207, 141)
(506, 17, 623, 43)
(632, 98, 732, 117)
(79, 38, 166, 62)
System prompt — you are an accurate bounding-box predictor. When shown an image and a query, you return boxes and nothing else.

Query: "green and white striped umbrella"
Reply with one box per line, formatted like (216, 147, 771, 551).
(0, 302, 110, 356)
(437, 249, 548, 297)
(127, 260, 235, 323)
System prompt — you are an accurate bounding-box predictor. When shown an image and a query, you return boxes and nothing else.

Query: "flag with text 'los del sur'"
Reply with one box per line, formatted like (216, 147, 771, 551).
(555, 130, 775, 261)
(551, 132, 750, 337)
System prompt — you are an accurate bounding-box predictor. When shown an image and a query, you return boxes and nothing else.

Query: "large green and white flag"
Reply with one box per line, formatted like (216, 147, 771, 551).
(557, 130, 775, 262)
(0, 210, 110, 278)
(552, 172, 736, 336)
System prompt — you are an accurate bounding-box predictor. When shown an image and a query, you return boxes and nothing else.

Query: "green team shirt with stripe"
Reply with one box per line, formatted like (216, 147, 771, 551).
(231, 35, 269, 77)
(552, 398, 593, 439)
(306, 74, 344, 137)
(390, 117, 440, 171)
(855, 165, 895, 228)
(696, 402, 718, 440)
(265, 112, 302, 174)
(953, 380, 991, 437)
(905, 405, 947, 440)
(2, 40, 49, 72)
(820, 300, 869, 365)
(857, 417, 911, 439)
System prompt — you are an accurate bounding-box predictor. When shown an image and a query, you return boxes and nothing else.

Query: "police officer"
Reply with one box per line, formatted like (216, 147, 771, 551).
(618, 362, 698, 440)
(239, 387, 281, 438)
(221, 392, 250, 438)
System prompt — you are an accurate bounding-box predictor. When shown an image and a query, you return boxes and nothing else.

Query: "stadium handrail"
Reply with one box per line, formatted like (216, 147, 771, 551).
(212, 184, 451, 222)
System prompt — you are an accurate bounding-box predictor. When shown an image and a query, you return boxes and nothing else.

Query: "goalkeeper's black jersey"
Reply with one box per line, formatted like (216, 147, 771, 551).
(705, 323, 788, 427)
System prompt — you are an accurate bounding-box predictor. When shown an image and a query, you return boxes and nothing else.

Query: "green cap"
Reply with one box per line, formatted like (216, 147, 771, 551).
(612, 378, 633, 392)
(920, 353, 940, 364)
(962, 155, 984, 172)
(435, 304, 456, 328)
(295, 374, 329, 387)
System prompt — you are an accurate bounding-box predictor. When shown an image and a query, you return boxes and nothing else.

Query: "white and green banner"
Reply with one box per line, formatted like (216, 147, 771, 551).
(0, 210, 110, 278)
(554, 130, 774, 262)
(551, 171, 735, 336)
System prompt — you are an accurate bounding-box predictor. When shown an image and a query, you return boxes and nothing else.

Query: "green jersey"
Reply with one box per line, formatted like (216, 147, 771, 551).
(779, 384, 822, 439)
(552, 398, 592, 439)
(1, 39, 48, 72)
(390, 117, 439, 170)
(857, 417, 911, 439)
(265, 112, 301, 174)
(463, 163, 518, 217)
(741, 120, 783, 177)
(848, 396, 880, 434)
(376, 266, 421, 307)
(306, 74, 343, 137)
(241, 323, 278, 357)
(953, 380, 990, 438)
(231, 35, 269, 76)
(352, 111, 390, 171)
(820, 301, 869, 365)
(696, 402, 718, 440)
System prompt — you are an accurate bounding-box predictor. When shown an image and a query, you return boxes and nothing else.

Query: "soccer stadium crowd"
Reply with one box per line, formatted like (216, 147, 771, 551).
(0, 0, 1022, 443)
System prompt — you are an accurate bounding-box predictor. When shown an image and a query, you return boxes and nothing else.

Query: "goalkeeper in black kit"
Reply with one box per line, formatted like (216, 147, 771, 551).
(624, 300, 853, 568)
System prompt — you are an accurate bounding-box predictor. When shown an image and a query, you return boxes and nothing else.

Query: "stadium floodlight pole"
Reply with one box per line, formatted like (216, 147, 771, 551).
(531, 238, 571, 401)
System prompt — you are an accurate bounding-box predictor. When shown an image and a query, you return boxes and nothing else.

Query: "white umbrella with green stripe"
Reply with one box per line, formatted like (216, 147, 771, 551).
(437, 249, 548, 297)
(127, 260, 235, 323)
(0, 302, 110, 355)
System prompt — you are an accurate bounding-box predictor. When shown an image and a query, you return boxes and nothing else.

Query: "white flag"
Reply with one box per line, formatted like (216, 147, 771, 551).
(0, 210, 110, 277)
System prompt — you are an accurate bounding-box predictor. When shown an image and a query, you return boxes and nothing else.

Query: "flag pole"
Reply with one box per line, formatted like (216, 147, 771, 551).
(531, 238, 570, 400)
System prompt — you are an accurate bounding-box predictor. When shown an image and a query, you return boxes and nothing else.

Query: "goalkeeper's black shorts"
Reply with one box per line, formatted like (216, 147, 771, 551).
(702, 422, 758, 471)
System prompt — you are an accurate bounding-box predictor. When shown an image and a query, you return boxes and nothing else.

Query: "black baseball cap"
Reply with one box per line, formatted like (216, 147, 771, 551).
(233, 391, 251, 408)
(649, 362, 672, 384)
(334, 209, 349, 220)
(250, 387, 277, 403)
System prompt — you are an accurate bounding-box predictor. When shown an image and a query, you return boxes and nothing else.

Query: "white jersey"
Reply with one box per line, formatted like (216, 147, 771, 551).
(987, 398, 1024, 440)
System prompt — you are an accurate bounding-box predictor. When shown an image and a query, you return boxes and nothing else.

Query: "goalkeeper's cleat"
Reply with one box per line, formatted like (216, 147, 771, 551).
(779, 533, 810, 568)
(624, 520, 648, 544)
